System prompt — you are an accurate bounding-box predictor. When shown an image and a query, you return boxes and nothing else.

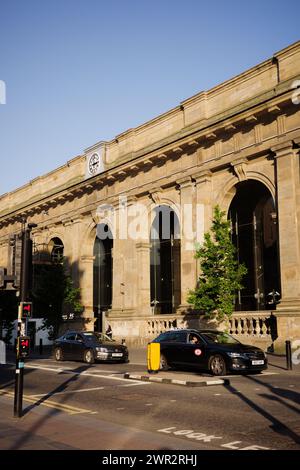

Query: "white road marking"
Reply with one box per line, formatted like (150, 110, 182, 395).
(158, 427, 271, 450)
(24, 363, 142, 384)
(29, 364, 117, 374)
(26, 364, 64, 373)
(29, 387, 105, 397)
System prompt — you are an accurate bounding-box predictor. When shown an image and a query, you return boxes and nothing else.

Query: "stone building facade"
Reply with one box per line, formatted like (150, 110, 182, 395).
(1, 41, 300, 349)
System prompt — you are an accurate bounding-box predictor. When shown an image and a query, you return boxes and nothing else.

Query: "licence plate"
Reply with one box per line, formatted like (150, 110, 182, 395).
(112, 353, 123, 357)
(252, 360, 264, 365)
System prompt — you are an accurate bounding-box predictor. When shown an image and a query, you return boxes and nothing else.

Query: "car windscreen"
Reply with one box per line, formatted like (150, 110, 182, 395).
(93, 332, 114, 343)
(81, 332, 99, 342)
(201, 332, 240, 345)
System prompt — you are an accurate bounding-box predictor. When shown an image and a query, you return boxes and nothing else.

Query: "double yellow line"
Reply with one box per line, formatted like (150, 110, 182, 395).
(0, 389, 94, 415)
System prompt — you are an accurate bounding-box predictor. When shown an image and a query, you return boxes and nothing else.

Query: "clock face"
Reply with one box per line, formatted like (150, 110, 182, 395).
(88, 153, 100, 175)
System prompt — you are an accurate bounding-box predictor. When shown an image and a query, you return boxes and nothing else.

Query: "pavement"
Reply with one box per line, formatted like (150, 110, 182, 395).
(1, 346, 299, 452)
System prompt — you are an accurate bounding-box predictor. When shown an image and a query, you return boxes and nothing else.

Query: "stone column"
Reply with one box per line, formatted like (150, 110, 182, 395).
(136, 241, 151, 316)
(272, 141, 300, 349)
(176, 176, 197, 312)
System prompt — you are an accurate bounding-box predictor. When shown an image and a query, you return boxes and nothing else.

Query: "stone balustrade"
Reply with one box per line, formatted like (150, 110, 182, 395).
(146, 315, 182, 337)
(111, 311, 276, 348)
(227, 312, 276, 340)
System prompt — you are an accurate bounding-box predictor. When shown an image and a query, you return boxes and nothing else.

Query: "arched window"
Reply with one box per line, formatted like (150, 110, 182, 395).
(49, 238, 64, 263)
(93, 225, 113, 330)
(150, 205, 181, 314)
(229, 180, 280, 311)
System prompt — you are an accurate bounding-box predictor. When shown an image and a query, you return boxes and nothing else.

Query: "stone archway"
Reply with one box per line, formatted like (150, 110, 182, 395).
(93, 224, 113, 331)
(228, 179, 280, 311)
(150, 205, 181, 314)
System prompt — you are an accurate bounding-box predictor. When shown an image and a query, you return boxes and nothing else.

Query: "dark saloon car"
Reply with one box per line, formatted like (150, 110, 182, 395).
(53, 331, 129, 364)
(152, 329, 267, 376)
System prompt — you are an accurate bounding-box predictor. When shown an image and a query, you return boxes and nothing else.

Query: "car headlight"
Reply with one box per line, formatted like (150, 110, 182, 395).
(227, 352, 243, 358)
(96, 347, 108, 352)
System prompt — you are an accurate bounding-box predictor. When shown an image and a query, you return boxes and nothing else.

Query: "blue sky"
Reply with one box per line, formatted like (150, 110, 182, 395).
(0, 0, 299, 196)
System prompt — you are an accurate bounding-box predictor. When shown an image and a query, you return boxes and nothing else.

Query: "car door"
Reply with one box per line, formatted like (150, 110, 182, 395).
(176, 333, 207, 369)
(162, 331, 190, 366)
(157, 331, 183, 366)
(172, 333, 206, 369)
(63, 333, 76, 359)
(72, 333, 86, 360)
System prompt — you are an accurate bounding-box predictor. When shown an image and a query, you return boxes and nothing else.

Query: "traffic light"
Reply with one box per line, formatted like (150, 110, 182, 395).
(20, 301, 32, 318)
(17, 336, 30, 358)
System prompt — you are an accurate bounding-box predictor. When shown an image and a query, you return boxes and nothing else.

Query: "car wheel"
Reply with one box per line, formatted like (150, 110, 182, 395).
(209, 354, 226, 376)
(84, 349, 95, 364)
(160, 353, 169, 371)
(54, 347, 63, 361)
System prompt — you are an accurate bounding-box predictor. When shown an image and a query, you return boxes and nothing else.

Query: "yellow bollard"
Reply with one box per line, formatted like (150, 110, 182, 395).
(147, 342, 160, 374)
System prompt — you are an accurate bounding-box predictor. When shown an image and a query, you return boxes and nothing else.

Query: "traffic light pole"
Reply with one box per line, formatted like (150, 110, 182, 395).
(13, 305, 24, 417)
(14, 224, 35, 418)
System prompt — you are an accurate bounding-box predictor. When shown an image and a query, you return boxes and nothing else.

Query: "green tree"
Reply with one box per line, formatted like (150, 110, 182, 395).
(33, 261, 83, 340)
(188, 205, 247, 320)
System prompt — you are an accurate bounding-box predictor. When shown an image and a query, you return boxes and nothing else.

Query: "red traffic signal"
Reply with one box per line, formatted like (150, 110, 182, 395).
(21, 302, 32, 318)
(17, 336, 30, 357)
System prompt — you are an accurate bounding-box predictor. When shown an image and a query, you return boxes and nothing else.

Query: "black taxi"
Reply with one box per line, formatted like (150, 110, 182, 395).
(152, 329, 267, 375)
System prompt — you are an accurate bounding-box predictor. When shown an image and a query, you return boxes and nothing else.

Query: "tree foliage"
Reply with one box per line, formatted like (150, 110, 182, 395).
(188, 206, 247, 320)
(33, 261, 83, 339)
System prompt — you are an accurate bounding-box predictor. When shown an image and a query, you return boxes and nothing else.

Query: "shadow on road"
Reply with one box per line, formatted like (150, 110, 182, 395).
(223, 379, 300, 445)
(8, 362, 95, 450)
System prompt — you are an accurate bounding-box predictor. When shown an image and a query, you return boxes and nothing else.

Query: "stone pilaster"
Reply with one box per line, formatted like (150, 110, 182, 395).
(79, 255, 95, 329)
(176, 176, 196, 312)
(194, 170, 212, 281)
(194, 170, 213, 234)
(136, 241, 151, 316)
(110, 202, 137, 317)
(63, 217, 84, 286)
(272, 142, 300, 310)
